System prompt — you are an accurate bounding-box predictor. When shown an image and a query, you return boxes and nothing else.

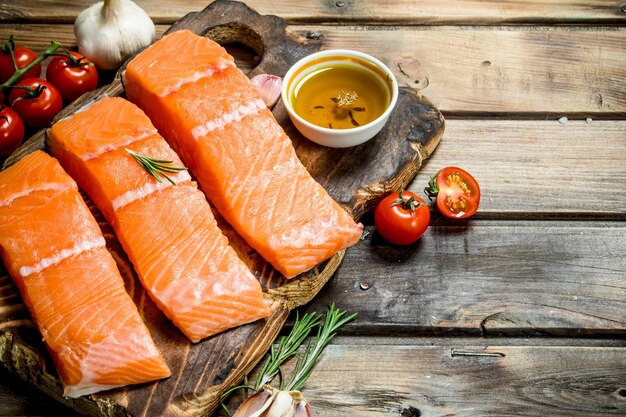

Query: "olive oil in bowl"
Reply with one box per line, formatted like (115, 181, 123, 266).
(288, 58, 392, 130)
(282, 50, 398, 148)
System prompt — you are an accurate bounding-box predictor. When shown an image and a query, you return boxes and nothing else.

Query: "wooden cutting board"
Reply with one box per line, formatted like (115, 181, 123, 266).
(0, 1, 444, 416)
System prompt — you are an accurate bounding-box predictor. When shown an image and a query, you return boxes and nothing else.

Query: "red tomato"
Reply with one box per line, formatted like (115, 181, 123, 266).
(0, 105, 25, 156)
(46, 51, 98, 102)
(426, 167, 480, 219)
(374, 190, 430, 245)
(0, 44, 41, 84)
(9, 78, 62, 128)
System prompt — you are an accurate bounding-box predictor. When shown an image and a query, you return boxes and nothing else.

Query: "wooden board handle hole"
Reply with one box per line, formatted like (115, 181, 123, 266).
(204, 23, 265, 67)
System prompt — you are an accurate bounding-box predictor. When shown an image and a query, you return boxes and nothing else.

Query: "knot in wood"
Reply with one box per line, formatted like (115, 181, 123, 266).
(401, 406, 421, 417)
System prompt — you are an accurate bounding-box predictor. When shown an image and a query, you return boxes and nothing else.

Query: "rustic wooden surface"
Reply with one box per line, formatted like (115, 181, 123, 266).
(3, 0, 626, 24)
(3, 24, 626, 116)
(0, 1, 444, 416)
(1, 1, 625, 417)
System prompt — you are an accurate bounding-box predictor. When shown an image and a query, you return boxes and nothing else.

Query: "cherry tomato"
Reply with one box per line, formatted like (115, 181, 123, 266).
(426, 166, 480, 219)
(46, 51, 98, 102)
(0, 105, 25, 156)
(374, 190, 430, 245)
(9, 78, 62, 128)
(0, 43, 41, 84)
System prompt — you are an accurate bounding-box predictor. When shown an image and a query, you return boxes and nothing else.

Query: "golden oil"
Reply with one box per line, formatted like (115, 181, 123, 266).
(289, 59, 391, 130)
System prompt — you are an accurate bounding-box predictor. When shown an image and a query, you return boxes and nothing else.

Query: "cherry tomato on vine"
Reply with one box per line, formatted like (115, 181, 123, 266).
(46, 51, 98, 102)
(0, 105, 25, 156)
(8, 78, 62, 128)
(0, 41, 41, 84)
(425, 166, 480, 219)
(374, 190, 430, 245)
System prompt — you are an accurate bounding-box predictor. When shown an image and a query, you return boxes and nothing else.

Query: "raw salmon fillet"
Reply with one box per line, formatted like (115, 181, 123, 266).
(0, 151, 170, 398)
(124, 29, 364, 278)
(49, 97, 269, 342)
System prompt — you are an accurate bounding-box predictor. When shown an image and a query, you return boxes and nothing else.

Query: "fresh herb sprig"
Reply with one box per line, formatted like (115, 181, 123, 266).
(283, 304, 356, 391)
(223, 305, 356, 417)
(254, 311, 321, 390)
(125, 148, 187, 185)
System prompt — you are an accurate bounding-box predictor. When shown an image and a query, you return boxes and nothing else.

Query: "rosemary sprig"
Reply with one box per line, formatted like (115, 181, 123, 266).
(283, 304, 357, 391)
(221, 305, 355, 416)
(125, 148, 187, 185)
(254, 311, 321, 390)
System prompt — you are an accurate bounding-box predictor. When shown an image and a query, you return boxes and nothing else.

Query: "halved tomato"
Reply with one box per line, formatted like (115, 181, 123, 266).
(425, 167, 480, 219)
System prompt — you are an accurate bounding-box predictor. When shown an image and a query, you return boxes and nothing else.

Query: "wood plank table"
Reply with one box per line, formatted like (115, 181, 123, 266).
(1, 1, 625, 416)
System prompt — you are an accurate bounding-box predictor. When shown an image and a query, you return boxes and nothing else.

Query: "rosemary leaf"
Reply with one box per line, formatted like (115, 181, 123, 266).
(254, 311, 321, 390)
(125, 148, 187, 185)
(284, 304, 357, 391)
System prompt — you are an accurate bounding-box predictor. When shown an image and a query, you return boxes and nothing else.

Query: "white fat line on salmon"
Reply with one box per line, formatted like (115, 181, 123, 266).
(0, 182, 73, 208)
(111, 170, 192, 211)
(80, 129, 158, 161)
(191, 98, 266, 139)
(19, 237, 106, 277)
(158, 58, 235, 96)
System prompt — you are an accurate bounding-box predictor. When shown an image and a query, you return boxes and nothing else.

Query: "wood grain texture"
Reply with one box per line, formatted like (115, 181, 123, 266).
(410, 119, 626, 219)
(302, 221, 626, 337)
(2, 23, 625, 116)
(258, 340, 626, 417)
(4, 337, 625, 417)
(295, 25, 626, 116)
(2, 0, 626, 24)
(0, 2, 443, 416)
(6, 336, 626, 417)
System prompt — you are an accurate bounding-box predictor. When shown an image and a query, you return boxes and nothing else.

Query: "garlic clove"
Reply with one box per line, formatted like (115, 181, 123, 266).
(293, 399, 311, 417)
(233, 387, 275, 417)
(232, 386, 312, 417)
(250, 74, 283, 109)
(75, 0, 155, 71)
(265, 390, 295, 417)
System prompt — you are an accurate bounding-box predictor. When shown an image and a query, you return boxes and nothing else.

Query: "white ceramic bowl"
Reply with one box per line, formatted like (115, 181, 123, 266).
(281, 49, 398, 148)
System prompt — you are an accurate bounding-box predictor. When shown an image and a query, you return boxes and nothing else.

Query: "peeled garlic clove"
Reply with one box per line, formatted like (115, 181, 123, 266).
(233, 387, 275, 417)
(75, 0, 155, 70)
(250, 74, 283, 108)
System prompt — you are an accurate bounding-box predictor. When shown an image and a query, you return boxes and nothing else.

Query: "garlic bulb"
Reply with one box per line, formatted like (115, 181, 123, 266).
(74, 0, 155, 70)
(233, 386, 311, 417)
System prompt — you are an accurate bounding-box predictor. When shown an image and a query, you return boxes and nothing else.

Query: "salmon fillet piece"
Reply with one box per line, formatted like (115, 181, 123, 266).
(0, 151, 170, 397)
(124, 29, 363, 278)
(49, 97, 269, 342)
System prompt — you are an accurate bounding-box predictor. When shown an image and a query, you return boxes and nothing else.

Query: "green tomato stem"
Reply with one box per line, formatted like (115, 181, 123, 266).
(0, 41, 62, 93)
(1, 36, 19, 73)
(47, 51, 94, 67)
